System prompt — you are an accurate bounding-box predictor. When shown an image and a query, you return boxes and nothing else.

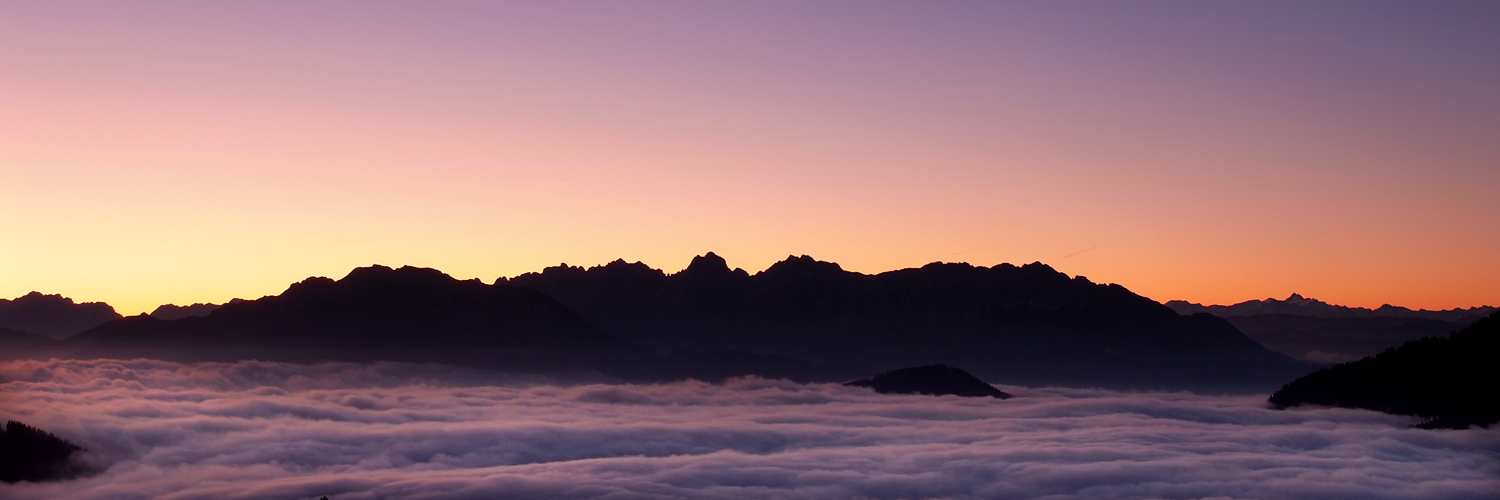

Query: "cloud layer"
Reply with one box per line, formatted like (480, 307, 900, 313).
(1, 358, 1496, 500)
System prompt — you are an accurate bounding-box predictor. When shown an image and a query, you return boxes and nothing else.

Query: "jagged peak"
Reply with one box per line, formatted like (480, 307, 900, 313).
(917, 261, 977, 271)
(15, 291, 74, 303)
(758, 255, 846, 277)
(595, 259, 655, 271)
(684, 252, 730, 273)
(1018, 261, 1062, 276)
(674, 252, 750, 280)
(2, 291, 115, 310)
(340, 265, 455, 283)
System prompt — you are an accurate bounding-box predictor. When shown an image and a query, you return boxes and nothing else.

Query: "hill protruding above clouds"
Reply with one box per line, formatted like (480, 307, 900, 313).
(0, 292, 121, 339)
(1270, 311, 1500, 429)
(503, 253, 1312, 392)
(1166, 294, 1497, 363)
(37, 266, 652, 373)
(846, 365, 1012, 399)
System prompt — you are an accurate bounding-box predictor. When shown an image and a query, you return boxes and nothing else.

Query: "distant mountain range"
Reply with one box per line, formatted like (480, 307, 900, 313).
(1270, 311, 1499, 429)
(1167, 293, 1494, 321)
(9, 254, 1320, 391)
(33, 266, 649, 373)
(0, 292, 121, 339)
(1167, 294, 1496, 363)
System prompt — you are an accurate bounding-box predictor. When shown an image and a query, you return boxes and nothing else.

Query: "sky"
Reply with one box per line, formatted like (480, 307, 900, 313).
(2, 1, 1497, 315)
(3, 358, 1497, 499)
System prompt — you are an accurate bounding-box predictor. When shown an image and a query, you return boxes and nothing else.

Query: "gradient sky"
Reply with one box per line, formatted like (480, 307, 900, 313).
(2, 1, 1497, 315)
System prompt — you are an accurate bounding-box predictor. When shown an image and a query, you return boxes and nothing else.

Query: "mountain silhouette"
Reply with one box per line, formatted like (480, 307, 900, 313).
(1269, 311, 1500, 429)
(148, 302, 225, 320)
(0, 327, 52, 353)
(1166, 295, 1495, 363)
(1167, 293, 1494, 321)
(0, 292, 121, 339)
(503, 253, 1311, 391)
(0, 421, 98, 483)
(846, 365, 1012, 398)
(40, 266, 649, 373)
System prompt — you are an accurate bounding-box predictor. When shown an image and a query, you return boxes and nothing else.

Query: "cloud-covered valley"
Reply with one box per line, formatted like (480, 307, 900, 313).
(2, 359, 1496, 500)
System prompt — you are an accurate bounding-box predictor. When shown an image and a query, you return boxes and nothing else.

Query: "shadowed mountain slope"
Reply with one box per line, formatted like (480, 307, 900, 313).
(0, 292, 121, 339)
(504, 253, 1311, 391)
(1269, 311, 1500, 429)
(1166, 294, 1495, 363)
(39, 266, 650, 373)
(0, 327, 52, 354)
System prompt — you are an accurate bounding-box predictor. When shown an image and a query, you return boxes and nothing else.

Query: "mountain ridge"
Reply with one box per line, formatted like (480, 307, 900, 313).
(0, 292, 122, 339)
(1167, 293, 1495, 321)
(37, 265, 648, 369)
(504, 253, 1312, 391)
(17, 255, 1321, 391)
(1166, 294, 1496, 364)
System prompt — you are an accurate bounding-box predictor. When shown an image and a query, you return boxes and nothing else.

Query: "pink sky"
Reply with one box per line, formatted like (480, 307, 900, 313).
(2, 1, 1497, 314)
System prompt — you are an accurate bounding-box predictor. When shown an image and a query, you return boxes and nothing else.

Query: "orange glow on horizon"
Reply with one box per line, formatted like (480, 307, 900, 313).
(2, 2, 1496, 315)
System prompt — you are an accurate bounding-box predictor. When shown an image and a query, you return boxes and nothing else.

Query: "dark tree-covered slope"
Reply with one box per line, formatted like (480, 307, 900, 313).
(0, 292, 121, 339)
(504, 253, 1311, 391)
(0, 421, 97, 483)
(846, 365, 1012, 399)
(41, 266, 649, 373)
(1269, 311, 1500, 429)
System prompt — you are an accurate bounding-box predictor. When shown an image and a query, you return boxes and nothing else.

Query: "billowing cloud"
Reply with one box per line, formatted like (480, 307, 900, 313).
(1, 358, 1495, 500)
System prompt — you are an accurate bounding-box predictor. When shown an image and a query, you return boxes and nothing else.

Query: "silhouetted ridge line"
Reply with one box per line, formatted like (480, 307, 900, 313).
(1166, 294, 1496, 364)
(1167, 294, 1495, 321)
(846, 365, 1012, 399)
(504, 253, 1312, 392)
(0, 327, 52, 352)
(0, 292, 121, 339)
(1269, 311, 1500, 429)
(39, 265, 648, 372)
(149, 302, 223, 320)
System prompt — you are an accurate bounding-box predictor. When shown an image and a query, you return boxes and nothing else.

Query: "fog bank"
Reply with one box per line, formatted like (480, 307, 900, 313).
(2, 359, 1495, 499)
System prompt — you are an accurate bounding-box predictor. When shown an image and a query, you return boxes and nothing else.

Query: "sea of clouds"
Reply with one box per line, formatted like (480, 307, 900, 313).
(1, 358, 1496, 500)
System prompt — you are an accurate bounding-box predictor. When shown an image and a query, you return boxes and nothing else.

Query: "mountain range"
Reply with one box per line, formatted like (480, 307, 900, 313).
(502, 253, 1310, 391)
(31, 266, 650, 374)
(1167, 294, 1495, 363)
(10, 254, 1323, 391)
(1167, 293, 1495, 321)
